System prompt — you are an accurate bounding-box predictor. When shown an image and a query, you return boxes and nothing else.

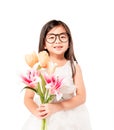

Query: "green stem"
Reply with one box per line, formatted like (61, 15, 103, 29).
(45, 90, 49, 103)
(41, 119, 47, 130)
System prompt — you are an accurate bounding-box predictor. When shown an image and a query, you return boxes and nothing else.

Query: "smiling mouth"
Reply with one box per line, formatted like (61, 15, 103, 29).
(54, 46, 63, 48)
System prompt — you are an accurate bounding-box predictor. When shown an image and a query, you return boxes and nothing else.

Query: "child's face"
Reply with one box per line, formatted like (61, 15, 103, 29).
(44, 25, 69, 57)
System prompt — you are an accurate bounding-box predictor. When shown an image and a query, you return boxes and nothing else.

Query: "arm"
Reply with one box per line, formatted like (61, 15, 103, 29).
(24, 89, 54, 119)
(60, 63, 86, 110)
(24, 89, 39, 116)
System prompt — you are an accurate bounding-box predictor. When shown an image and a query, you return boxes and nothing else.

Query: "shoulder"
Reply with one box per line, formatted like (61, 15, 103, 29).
(73, 63, 85, 89)
(74, 62, 83, 78)
(75, 63, 82, 72)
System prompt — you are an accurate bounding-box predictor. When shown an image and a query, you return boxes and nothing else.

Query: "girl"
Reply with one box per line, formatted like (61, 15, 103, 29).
(22, 20, 92, 130)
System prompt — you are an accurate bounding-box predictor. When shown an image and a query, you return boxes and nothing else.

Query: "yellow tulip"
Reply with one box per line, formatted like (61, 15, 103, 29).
(25, 51, 38, 67)
(38, 51, 49, 68)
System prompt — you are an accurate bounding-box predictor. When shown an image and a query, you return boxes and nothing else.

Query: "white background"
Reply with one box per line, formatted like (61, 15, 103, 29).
(0, 0, 114, 130)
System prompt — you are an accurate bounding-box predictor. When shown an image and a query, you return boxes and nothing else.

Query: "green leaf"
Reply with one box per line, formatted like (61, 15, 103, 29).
(36, 82, 43, 97)
(36, 83, 46, 103)
(40, 96, 45, 104)
(40, 74, 46, 94)
(37, 64, 41, 70)
(22, 86, 37, 93)
(46, 95, 55, 103)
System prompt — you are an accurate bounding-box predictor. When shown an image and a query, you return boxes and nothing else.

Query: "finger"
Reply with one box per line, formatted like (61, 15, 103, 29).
(38, 107, 46, 112)
(39, 110, 48, 116)
(41, 115, 48, 119)
(36, 110, 47, 119)
(39, 104, 46, 107)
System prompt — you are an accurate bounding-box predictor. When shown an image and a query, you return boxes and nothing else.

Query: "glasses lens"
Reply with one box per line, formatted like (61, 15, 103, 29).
(46, 34, 56, 43)
(59, 33, 68, 42)
(46, 33, 69, 43)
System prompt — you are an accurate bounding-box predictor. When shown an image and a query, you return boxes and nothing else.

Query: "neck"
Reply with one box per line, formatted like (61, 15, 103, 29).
(49, 55, 67, 67)
(49, 55, 65, 61)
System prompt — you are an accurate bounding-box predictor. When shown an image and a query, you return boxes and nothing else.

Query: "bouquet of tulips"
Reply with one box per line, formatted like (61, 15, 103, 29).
(20, 51, 63, 130)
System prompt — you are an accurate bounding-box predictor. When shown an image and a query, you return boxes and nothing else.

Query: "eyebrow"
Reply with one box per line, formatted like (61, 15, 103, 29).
(47, 32, 67, 35)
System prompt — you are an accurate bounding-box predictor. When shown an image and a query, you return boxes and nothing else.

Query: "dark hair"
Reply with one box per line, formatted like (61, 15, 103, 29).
(38, 19, 78, 77)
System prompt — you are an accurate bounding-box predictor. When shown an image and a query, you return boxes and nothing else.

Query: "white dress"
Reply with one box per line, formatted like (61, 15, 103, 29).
(22, 61, 92, 130)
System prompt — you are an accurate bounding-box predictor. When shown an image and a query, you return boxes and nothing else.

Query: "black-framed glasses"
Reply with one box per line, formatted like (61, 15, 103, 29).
(46, 32, 69, 44)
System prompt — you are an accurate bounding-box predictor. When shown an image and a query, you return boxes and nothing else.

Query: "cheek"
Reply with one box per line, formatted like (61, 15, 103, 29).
(65, 47, 69, 52)
(45, 43, 52, 50)
(64, 43, 69, 50)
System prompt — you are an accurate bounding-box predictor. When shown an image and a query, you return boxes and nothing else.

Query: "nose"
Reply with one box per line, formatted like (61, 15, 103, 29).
(55, 36, 61, 43)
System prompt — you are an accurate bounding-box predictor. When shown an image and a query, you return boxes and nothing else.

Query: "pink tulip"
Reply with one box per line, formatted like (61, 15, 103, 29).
(21, 69, 40, 87)
(44, 74, 63, 99)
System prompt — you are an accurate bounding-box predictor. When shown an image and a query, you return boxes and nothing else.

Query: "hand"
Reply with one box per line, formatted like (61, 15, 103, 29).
(36, 103, 62, 119)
